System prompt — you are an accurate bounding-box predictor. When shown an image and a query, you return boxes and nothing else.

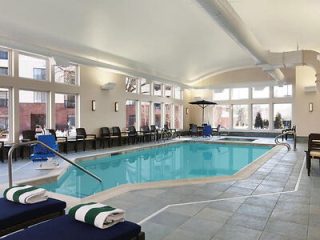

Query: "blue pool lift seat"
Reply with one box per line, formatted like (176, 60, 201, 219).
(203, 125, 212, 137)
(31, 135, 58, 162)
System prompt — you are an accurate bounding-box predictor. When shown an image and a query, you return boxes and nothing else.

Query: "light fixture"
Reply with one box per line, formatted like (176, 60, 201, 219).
(115, 102, 119, 112)
(186, 108, 189, 115)
(92, 100, 96, 111)
(309, 103, 314, 112)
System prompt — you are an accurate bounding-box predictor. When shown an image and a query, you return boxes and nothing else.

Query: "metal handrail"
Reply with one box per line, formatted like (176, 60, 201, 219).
(274, 131, 297, 151)
(8, 140, 102, 187)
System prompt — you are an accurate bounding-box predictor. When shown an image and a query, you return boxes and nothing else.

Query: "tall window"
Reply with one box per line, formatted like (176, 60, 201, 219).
(273, 104, 292, 129)
(19, 54, 47, 81)
(174, 86, 182, 100)
(140, 102, 150, 128)
(231, 88, 249, 100)
(55, 65, 77, 85)
(174, 105, 183, 129)
(140, 79, 150, 95)
(19, 90, 48, 135)
(153, 83, 162, 96)
(252, 86, 270, 99)
(55, 93, 77, 133)
(164, 104, 172, 128)
(274, 84, 292, 98)
(125, 100, 137, 128)
(233, 105, 249, 129)
(164, 85, 172, 98)
(252, 104, 269, 129)
(0, 88, 10, 141)
(0, 49, 9, 76)
(154, 103, 162, 128)
(125, 77, 138, 93)
(213, 89, 229, 101)
(212, 105, 230, 129)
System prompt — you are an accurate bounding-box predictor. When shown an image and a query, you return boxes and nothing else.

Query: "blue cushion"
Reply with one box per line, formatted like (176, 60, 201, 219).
(2, 215, 141, 240)
(0, 198, 66, 230)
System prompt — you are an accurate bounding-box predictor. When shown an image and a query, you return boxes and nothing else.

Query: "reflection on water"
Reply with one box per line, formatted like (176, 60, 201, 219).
(41, 143, 271, 198)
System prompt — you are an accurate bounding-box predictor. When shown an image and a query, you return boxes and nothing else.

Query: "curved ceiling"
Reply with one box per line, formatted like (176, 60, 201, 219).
(0, 0, 318, 84)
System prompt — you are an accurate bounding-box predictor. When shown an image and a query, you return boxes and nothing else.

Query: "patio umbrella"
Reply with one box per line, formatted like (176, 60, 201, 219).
(189, 100, 217, 124)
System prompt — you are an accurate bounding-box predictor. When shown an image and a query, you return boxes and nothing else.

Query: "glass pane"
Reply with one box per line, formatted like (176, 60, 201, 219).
(252, 104, 269, 129)
(233, 105, 249, 129)
(140, 79, 150, 95)
(231, 88, 249, 100)
(273, 103, 292, 129)
(125, 77, 138, 93)
(154, 83, 162, 96)
(54, 65, 77, 85)
(252, 86, 270, 99)
(174, 105, 183, 129)
(125, 100, 136, 128)
(140, 102, 150, 128)
(273, 85, 292, 98)
(19, 90, 47, 136)
(164, 104, 171, 128)
(154, 103, 162, 128)
(55, 93, 76, 135)
(0, 88, 9, 141)
(0, 49, 9, 76)
(164, 85, 172, 98)
(19, 54, 47, 80)
(212, 105, 230, 129)
(174, 87, 181, 99)
(213, 89, 229, 101)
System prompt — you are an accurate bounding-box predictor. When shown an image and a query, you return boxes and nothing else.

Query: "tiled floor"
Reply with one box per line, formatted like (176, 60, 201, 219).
(0, 138, 319, 240)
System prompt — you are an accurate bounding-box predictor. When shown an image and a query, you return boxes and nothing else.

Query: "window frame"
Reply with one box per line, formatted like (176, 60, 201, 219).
(18, 52, 49, 81)
(0, 47, 12, 77)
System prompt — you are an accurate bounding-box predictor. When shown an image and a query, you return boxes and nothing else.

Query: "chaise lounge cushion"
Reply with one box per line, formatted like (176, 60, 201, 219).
(2, 215, 141, 240)
(0, 197, 66, 230)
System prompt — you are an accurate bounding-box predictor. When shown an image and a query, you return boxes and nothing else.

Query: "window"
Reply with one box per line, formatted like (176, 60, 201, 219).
(140, 79, 150, 95)
(19, 90, 48, 135)
(154, 103, 162, 128)
(19, 54, 47, 80)
(231, 88, 249, 100)
(213, 89, 230, 101)
(54, 65, 77, 85)
(212, 105, 231, 129)
(273, 104, 292, 129)
(125, 100, 137, 128)
(174, 87, 182, 100)
(55, 93, 77, 133)
(164, 104, 172, 128)
(252, 86, 270, 99)
(153, 83, 162, 96)
(164, 85, 172, 98)
(140, 102, 150, 128)
(0, 88, 10, 141)
(0, 49, 9, 76)
(174, 105, 183, 129)
(233, 105, 249, 129)
(252, 104, 269, 129)
(273, 84, 292, 98)
(125, 77, 138, 93)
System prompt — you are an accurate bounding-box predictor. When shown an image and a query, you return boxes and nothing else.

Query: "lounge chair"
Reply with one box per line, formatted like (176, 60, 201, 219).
(111, 127, 123, 146)
(282, 125, 296, 141)
(128, 126, 139, 144)
(76, 128, 96, 151)
(48, 129, 68, 153)
(141, 126, 152, 142)
(306, 133, 320, 176)
(0, 141, 4, 162)
(212, 124, 221, 136)
(0, 197, 66, 237)
(1, 214, 145, 240)
(20, 130, 36, 158)
(203, 125, 212, 137)
(150, 125, 159, 141)
(100, 127, 112, 148)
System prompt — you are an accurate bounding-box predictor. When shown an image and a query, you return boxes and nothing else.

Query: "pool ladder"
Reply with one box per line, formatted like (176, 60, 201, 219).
(274, 131, 297, 151)
(7, 141, 102, 187)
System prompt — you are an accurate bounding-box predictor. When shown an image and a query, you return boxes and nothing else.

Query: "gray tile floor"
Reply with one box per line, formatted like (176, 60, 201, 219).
(0, 138, 319, 240)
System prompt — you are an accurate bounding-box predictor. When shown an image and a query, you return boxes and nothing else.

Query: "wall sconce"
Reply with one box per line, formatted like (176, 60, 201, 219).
(115, 102, 119, 112)
(186, 107, 189, 115)
(309, 102, 313, 112)
(92, 100, 96, 111)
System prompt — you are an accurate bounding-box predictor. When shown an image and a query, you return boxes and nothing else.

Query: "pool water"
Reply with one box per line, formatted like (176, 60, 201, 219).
(41, 142, 272, 198)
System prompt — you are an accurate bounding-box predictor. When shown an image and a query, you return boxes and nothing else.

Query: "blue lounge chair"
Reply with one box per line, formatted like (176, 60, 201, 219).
(1, 214, 145, 240)
(31, 135, 58, 162)
(203, 125, 212, 137)
(0, 197, 66, 237)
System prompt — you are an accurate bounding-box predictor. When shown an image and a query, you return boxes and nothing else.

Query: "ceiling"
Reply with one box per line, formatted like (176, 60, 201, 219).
(0, 0, 318, 84)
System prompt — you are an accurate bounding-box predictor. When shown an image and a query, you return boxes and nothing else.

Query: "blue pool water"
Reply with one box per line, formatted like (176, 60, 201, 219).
(41, 142, 272, 198)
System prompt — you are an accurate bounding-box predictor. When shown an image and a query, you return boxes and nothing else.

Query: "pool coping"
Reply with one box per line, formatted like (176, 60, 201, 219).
(14, 139, 282, 207)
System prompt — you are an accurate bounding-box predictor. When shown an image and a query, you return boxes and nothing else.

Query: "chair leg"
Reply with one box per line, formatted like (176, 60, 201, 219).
(93, 140, 96, 150)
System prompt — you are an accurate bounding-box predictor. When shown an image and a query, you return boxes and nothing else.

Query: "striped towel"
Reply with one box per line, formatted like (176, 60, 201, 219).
(3, 185, 48, 204)
(68, 202, 125, 229)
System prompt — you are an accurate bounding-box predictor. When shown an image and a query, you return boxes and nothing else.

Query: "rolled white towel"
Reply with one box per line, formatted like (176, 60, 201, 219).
(68, 202, 125, 229)
(3, 185, 48, 204)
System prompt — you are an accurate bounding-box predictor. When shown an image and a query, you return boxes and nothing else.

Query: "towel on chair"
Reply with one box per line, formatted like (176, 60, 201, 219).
(68, 202, 125, 229)
(3, 185, 48, 204)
